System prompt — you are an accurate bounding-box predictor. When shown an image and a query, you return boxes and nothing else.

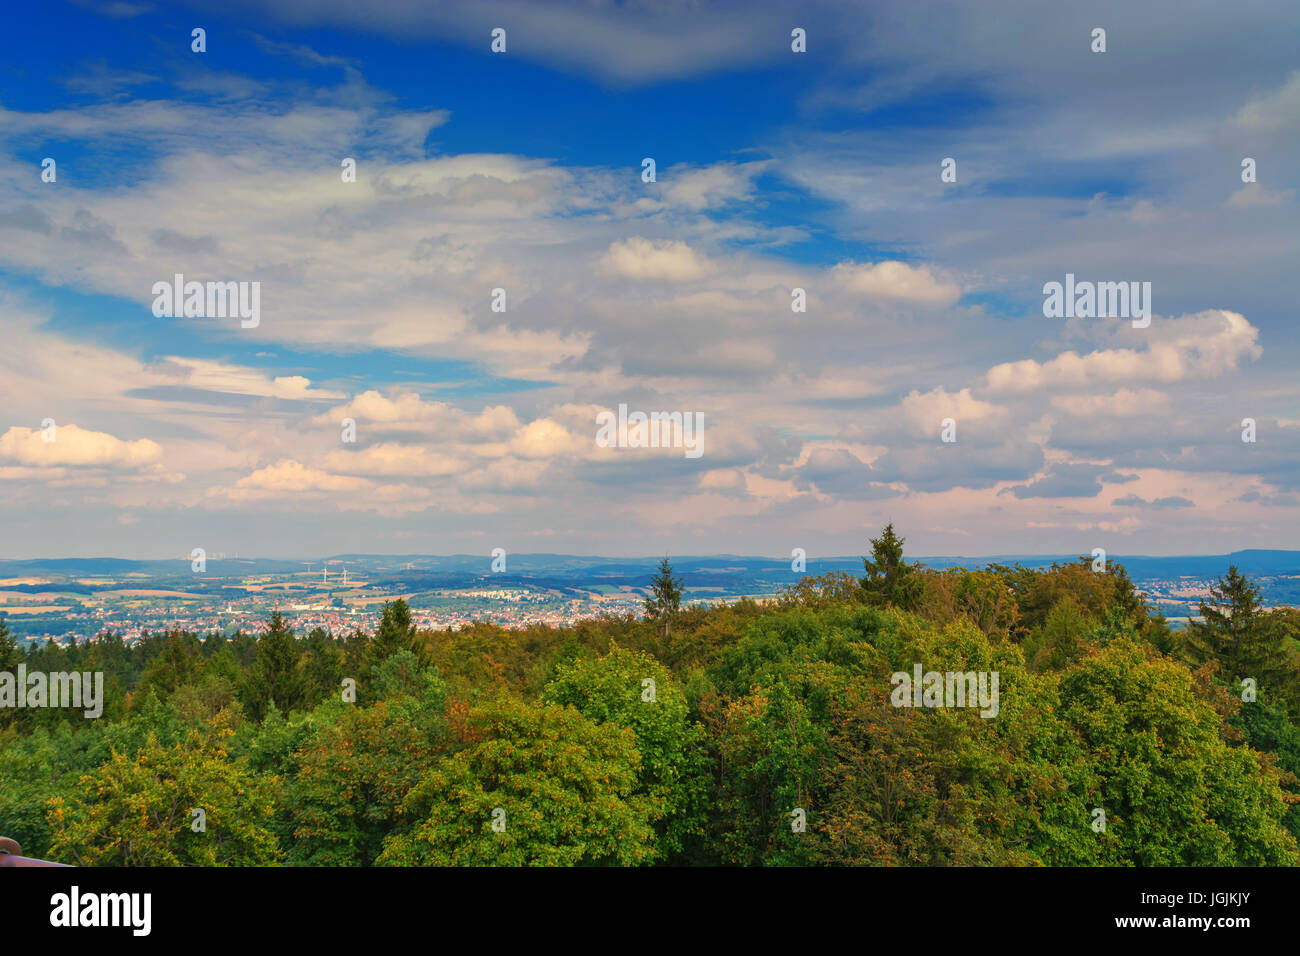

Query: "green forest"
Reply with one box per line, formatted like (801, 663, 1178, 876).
(3, 525, 1299, 867)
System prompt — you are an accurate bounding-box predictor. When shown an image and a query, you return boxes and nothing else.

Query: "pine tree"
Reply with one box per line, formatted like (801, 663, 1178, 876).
(252, 611, 301, 719)
(300, 627, 343, 706)
(1185, 566, 1291, 699)
(343, 626, 369, 678)
(861, 523, 923, 611)
(0, 619, 20, 728)
(0, 617, 20, 673)
(645, 558, 684, 640)
(365, 599, 416, 671)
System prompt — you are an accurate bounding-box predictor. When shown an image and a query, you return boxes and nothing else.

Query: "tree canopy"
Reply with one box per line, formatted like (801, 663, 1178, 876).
(3, 526, 1297, 867)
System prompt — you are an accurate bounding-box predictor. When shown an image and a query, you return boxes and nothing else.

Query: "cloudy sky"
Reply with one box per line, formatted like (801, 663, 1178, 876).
(1, 0, 1297, 559)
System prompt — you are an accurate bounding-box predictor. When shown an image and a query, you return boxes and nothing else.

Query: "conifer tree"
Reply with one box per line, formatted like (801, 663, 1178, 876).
(861, 523, 923, 611)
(645, 558, 684, 640)
(365, 599, 417, 672)
(250, 611, 302, 719)
(0, 618, 20, 673)
(1185, 566, 1292, 700)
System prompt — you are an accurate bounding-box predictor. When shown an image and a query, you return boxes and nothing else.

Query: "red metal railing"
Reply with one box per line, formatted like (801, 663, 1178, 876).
(0, 837, 69, 867)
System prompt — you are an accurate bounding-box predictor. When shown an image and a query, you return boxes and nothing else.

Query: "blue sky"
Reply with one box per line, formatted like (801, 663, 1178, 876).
(0, 0, 1297, 559)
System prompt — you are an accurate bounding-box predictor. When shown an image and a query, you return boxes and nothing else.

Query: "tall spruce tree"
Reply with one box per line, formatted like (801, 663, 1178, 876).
(365, 599, 417, 671)
(0, 618, 20, 672)
(252, 611, 301, 719)
(1185, 566, 1291, 700)
(0, 619, 19, 728)
(861, 523, 923, 611)
(645, 558, 684, 640)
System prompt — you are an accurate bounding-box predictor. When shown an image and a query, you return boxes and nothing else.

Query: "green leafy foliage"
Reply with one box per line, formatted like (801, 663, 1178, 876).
(46, 715, 282, 866)
(542, 645, 709, 860)
(2, 526, 1297, 867)
(377, 698, 656, 866)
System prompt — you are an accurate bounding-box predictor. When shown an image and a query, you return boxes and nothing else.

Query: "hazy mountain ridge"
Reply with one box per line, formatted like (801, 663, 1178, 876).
(4, 550, 1299, 579)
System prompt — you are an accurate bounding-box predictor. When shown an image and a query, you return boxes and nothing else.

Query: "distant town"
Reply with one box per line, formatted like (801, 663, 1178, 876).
(3, 551, 1299, 646)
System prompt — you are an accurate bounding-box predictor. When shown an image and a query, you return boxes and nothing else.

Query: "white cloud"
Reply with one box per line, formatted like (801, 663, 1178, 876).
(1232, 70, 1300, 135)
(316, 391, 521, 438)
(324, 444, 468, 478)
(832, 261, 961, 306)
(1050, 389, 1171, 417)
(221, 0, 793, 85)
(985, 311, 1261, 394)
(1226, 185, 1296, 208)
(660, 162, 768, 211)
(161, 358, 346, 400)
(0, 424, 161, 469)
(901, 387, 1004, 436)
(600, 237, 716, 282)
(508, 418, 585, 459)
(228, 459, 370, 493)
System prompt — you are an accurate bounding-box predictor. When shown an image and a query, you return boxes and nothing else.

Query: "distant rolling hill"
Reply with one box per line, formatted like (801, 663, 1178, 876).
(2, 551, 1297, 597)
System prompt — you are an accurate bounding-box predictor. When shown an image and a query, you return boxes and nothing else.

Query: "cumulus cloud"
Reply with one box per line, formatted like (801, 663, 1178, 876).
(316, 392, 520, 439)
(0, 424, 161, 469)
(599, 237, 716, 282)
(660, 162, 768, 211)
(900, 386, 1005, 437)
(985, 311, 1261, 394)
(2, 2, 1297, 557)
(508, 418, 586, 459)
(831, 261, 961, 306)
(1050, 388, 1171, 417)
(794, 447, 900, 500)
(698, 468, 746, 491)
(224, 460, 371, 495)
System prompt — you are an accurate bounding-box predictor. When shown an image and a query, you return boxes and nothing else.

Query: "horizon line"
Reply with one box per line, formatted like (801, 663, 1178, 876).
(3, 549, 1298, 563)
